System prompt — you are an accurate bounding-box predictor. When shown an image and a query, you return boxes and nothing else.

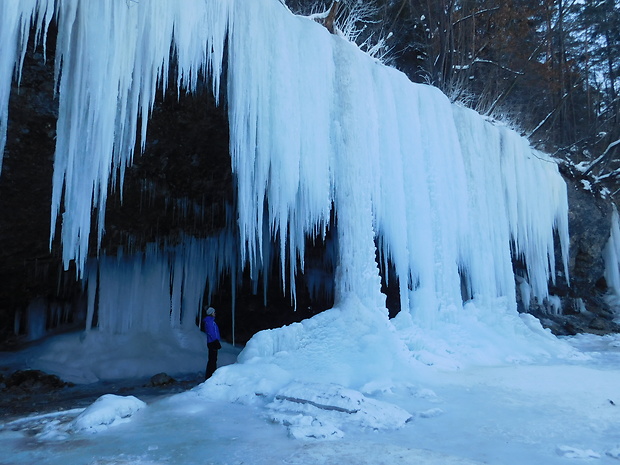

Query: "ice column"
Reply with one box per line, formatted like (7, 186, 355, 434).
(330, 38, 385, 309)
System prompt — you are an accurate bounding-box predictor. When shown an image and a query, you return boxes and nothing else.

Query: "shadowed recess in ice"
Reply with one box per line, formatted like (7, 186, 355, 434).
(1, 0, 568, 331)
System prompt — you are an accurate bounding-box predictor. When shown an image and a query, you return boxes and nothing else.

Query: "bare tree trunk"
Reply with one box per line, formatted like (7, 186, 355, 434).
(323, 1, 340, 34)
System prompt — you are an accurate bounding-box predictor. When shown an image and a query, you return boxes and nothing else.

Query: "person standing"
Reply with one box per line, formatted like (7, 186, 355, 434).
(202, 306, 221, 380)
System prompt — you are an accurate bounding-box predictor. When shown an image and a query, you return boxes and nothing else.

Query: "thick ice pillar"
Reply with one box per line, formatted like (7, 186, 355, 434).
(331, 38, 385, 310)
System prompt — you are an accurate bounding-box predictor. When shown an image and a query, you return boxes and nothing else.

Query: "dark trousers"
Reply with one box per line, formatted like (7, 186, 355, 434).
(205, 345, 219, 380)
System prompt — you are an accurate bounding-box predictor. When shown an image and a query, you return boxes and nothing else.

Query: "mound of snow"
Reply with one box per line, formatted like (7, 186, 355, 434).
(237, 296, 421, 390)
(70, 394, 146, 433)
(195, 362, 293, 404)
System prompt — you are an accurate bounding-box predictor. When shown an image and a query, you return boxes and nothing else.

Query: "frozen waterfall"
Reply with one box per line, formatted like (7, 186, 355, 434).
(1, 0, 569, 337)
(604, 206, 620, 307)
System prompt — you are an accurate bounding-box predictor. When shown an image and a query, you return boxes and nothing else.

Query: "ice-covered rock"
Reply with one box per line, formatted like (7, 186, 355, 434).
(556, 445, 601, 459)
(266, 381, 412, 439)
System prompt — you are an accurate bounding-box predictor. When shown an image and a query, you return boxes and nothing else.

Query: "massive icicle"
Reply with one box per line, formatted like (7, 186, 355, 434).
(1, 0, 570, 334)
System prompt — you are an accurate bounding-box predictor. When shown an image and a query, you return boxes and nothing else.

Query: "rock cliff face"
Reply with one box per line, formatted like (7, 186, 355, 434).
(1, 33, 618, 347)
(543, 173, 619, 335)
(0, 39, 59, 340)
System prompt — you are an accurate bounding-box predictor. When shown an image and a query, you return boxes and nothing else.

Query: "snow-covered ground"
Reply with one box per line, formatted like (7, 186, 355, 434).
(2, 303, 620, 465)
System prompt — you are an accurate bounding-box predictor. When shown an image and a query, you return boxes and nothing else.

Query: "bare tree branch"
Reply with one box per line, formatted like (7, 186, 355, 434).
(527, 79, 585, 139)
(452, 7, 500, 26)
(584, 138, 620, 176)
(471, 59, 525, 76)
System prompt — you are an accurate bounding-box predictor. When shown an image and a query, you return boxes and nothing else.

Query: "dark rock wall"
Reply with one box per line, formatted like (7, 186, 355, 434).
(103, 82, 233, 252)
(565, 180, 611, 295)
(0, 34, 68, 342)
(541, 166, 620, 335)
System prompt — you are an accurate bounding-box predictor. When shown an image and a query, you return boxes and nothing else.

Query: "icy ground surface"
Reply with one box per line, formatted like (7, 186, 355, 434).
(1, 330, 620, 465)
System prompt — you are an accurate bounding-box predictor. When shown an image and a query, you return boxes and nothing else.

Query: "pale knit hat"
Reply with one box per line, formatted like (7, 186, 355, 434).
(206, 307, 216, 316)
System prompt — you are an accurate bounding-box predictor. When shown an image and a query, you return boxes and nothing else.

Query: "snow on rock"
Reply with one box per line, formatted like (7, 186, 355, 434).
(266, 381, 412, 439)
(70, 394, 146, 433)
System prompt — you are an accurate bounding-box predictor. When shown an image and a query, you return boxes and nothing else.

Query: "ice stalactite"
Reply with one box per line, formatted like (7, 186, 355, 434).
(1, 0, 570, 338)
(227, 1, 336, 306)
(452, 106, 569, 311)
(226, 0, 570, 325)
(48, 0, 231, 275)
(84, 232, 238, 336)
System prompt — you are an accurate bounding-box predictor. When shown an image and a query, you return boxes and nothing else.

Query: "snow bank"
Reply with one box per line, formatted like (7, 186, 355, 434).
(394, 301, 578, 369)
(236, 296, 419, 389)
(191, 297, 419, 436)
(191, 294, 574, 439)
(26, 329, 218, 384)
(195, 297, 417, 403)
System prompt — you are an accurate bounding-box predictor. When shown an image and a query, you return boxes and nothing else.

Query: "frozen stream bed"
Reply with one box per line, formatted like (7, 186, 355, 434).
(1, 331, 620, 465)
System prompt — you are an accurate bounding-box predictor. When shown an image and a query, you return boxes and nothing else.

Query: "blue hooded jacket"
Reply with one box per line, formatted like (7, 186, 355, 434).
(203, 315, 221, 343)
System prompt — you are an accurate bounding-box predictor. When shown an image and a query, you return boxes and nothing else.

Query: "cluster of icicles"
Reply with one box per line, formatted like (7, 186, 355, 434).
(1, 0, 569, 334)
